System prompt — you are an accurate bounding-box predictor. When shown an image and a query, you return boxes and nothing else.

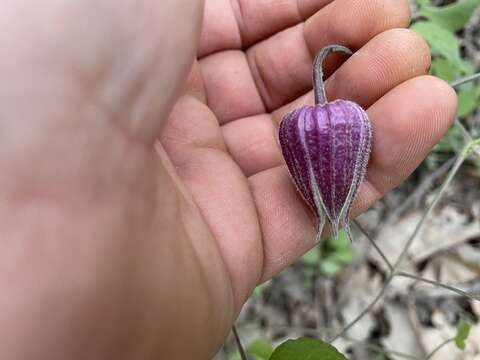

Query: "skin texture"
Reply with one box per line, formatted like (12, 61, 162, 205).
(0, 0, 457, 359)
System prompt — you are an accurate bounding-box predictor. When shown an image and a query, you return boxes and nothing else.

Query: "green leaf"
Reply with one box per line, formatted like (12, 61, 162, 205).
(302, 247, 320, 266)
(324, 230, 355, 264)
(229, 340, 274, 360)
(325, 230, 350, 251)
(330, 248, 355, 264)
(431, 58, 458, 82)
(229, 352, 241, 360)
(417, 0, 480, 32)
(253, 284, 265, 297)
(248, 340, 274, 360)
(269, 338, 348, 360)
(411, 21, 471, 74)
(457, 87, 480, 118)
(454, 320, 471, 350)
(434, 126, 465, 153)
(303, 230, 354, 273)
(319, 259, 343, 275)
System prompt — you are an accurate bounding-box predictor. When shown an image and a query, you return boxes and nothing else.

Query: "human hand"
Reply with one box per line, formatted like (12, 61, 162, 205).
(0, 1, 457, 359)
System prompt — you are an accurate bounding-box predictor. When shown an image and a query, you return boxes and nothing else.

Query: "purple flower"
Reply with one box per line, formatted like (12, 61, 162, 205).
(279, 45, 373, 242)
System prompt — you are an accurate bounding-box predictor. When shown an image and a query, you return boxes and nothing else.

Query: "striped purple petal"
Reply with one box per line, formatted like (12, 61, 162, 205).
(278, 45, 373, 242)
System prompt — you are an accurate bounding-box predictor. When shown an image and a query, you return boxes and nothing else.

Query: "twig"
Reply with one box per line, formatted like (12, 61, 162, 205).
(392, 149, 468, 270)
(396, 271, 480, 302)
(385, 156, 456, 224)
(424, 338, 454, 360)
(411, 280, 480, 300)
(329, 273, 393, 342)
(342, 334, 421, 360)
(450, 72, 480, 157)
(232, 325, 248, 360)
(454, 118, 473, 142)
(365, 343, 421, 360)
(450, 72, 480, 89)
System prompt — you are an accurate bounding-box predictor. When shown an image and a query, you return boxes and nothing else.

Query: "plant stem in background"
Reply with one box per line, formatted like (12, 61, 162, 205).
(424, 339, 454, 360)
(329, 273, 393, 342)
(232, 325, 248, 360)
(392, 148, 469, 270)
(353, 220, 394, 272)
(363, 342, 421, 360)
(396, 271, 480, 301)
(331, 139, 476, 343)
(450, 72, 480, 89)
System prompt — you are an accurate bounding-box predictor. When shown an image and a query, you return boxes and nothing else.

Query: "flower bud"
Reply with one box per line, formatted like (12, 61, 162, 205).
(279, 45, 373, 242)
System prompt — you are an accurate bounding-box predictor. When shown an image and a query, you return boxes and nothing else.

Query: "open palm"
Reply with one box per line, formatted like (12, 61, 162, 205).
(162, 0, 456, 312)
(0, 1, 457, 359)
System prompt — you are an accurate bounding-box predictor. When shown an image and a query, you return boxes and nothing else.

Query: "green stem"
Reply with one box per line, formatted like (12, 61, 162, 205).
(467, 138, 480, 157)
(453, 120, 480, 158)
(313, 45, 352, 105)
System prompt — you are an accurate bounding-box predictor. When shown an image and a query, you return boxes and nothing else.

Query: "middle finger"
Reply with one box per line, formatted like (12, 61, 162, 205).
(200, 0, 411, 124)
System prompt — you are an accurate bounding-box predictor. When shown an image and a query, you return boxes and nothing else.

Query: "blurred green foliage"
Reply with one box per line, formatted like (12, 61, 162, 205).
(417, 0, 480, 32)
(302, 230, 355, 276)
(454, 320, 471, 350)
(412, 0, 480, 157)
(269, 338, 347, 360)
(229, 339, 274, 360)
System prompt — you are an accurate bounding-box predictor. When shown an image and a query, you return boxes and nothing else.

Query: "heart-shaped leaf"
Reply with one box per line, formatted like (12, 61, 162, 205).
(411, 21, 471, 74)
(269, 338, 348, 360)
(418, 0, 480, 32)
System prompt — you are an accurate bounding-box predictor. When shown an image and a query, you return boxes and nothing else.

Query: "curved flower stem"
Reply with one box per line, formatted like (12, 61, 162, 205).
(313, 45, 353, 105)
